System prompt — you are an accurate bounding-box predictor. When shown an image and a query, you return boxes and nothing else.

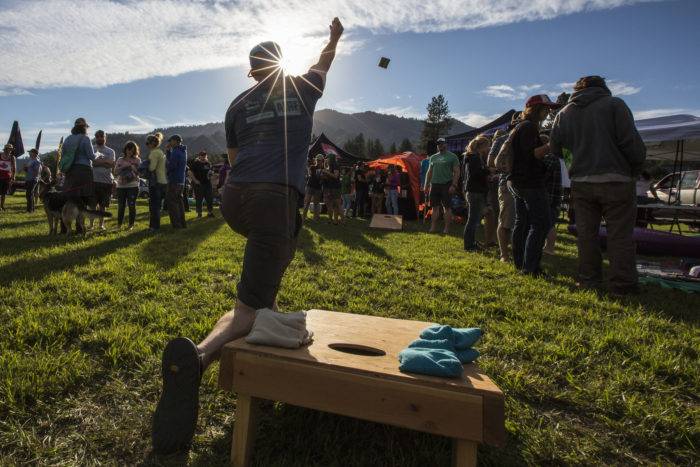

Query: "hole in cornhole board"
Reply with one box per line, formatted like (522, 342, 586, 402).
(328, 343, 386, 357)
(370, 214, 403, 230)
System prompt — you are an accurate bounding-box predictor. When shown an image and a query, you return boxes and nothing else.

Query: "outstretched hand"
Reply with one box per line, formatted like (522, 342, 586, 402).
(329, 17, 344, 42)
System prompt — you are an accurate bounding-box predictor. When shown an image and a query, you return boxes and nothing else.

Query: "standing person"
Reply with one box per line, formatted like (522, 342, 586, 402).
(340, 166, 353, 218)
(146, 132, 167, 232)
(541, 135, 563, 255)
(190, 151, 215, 218)
(91, 130, 116, 230)
(370, 168, 385, 214)
(491, 113, 520, 262)
(510, 95, 559, 275)
(550, 76, 646, 294)
(23, 149, 42, 213)
(302, 155, 323, 220)
(423, 137, 460, 234)
(0, 144, 16, 211)
(353, 163, 369, 218)
(61, 118, 96, 234)
(114, 141, 141, 230)
(165, 135, 187, 229)
(462, 136, 493, 250)
(321, 154, 342, 224)
(151, 18, 344, 455)
(385, 164, 400, 215)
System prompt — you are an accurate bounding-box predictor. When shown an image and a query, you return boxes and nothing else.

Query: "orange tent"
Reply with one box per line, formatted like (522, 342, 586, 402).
(368, 152, 426, 214)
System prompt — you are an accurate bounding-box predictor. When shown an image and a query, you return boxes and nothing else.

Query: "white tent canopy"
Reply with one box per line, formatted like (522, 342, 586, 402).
(635, 114, 700, 161)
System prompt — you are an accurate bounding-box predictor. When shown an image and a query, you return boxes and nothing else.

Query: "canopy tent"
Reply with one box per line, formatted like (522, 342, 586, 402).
(308, 133, 368, 166)
(445, 110, 517, 154)
(368, 152, 425, 219)
(635, 114, 700, 162)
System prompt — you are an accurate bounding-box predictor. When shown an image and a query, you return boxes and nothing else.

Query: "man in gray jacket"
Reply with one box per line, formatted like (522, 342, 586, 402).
(550, 76, 646, 294)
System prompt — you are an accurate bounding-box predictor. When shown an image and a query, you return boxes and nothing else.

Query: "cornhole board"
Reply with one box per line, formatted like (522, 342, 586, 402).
(218, 310, 505, 467)
(369, 214, 403, 230)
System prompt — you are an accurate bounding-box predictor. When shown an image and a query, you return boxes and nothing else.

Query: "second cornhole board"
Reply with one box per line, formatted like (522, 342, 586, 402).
(370, 214, 403, 230)
(219, 310, 505, 467)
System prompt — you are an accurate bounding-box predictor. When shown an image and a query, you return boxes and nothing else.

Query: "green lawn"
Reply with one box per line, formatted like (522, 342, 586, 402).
(0, 195, 698, 466)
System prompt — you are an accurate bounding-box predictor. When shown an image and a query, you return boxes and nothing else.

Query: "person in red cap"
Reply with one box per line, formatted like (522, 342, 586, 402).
(508, 95, 559, 275)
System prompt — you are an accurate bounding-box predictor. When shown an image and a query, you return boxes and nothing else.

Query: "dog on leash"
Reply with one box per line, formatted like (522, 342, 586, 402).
(41, 189, 112, 236)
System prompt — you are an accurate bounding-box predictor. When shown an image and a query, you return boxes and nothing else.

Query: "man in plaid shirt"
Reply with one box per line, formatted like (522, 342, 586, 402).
(541, 135, 562, 254)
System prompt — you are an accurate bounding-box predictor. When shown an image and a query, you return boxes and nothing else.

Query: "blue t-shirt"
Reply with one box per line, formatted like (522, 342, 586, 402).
(419, 158, 430, 187)
(224, 71, 325, 193)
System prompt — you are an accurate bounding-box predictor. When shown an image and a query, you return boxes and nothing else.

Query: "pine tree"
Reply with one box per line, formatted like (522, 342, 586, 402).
(343, 133, 367, 158)
(389, 142, 398, 154)
(420, 94, 452, 151)
(399, 138, 414, 152)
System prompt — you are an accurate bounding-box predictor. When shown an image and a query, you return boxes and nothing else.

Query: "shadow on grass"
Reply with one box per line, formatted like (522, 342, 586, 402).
(0, 229, 150, 285)
(304, 219, 390, 259)
(138, 218, 224, 268)
(0, 218, 47, 229)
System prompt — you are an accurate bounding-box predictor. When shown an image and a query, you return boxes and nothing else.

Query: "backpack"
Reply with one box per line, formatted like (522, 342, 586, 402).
(494, 130, 516, 174)
(58, 136, 86, 173)
(138, 157, 152, 180)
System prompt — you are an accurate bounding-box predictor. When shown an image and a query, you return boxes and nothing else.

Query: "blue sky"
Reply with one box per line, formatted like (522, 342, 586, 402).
(1, 0, 699, 152)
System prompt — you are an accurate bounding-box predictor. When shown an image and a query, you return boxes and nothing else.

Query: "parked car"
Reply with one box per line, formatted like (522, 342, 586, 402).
(652, 170, 700, 205)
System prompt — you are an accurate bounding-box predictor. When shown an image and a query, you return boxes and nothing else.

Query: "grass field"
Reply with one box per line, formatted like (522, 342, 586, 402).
(0, 194, 698, 466)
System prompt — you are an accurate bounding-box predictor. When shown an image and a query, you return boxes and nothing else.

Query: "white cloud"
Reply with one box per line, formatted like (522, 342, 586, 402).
(455, 112, 501, 128)
(607, 80, 642, 96)
(0, 88, 32, 97)
(333, 98, 364, 113)
(482, 85, 521, 99)
(0, 0, 654, 90)
(374, 106, 423, 119)
(633, 108, 700, 120)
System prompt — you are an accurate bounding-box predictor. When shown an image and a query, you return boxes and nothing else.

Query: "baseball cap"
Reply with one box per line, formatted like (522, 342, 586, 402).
(249, 41, 282, 73)
(169, 134, 182, 143)
(74, 117, 89, 128)
(525, 94, 559, 108)
(437, 137, 446, 144)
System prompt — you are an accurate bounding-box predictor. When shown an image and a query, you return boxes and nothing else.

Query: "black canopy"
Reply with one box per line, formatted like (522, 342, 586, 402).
(308, 133, 368, 166)
(445, 110, 516, 153)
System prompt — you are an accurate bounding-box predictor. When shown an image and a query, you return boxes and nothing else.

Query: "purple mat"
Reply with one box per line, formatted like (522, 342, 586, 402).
(567, 225, 700, 258)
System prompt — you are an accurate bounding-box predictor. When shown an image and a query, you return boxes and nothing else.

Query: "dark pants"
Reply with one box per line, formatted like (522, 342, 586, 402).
(149, 182, 166, 230)
(167, 183, 187, 228)
(220, 183, 301, 310)
(354, 187, 369, 217)
(25, 180, 37, 212)
(116, 187, 138, 226)
(194, 182, 214, 214)
(182, 184, 190, 212)
(511, 186, 551, 274)
(571, 181, 638, 290)
(92, 182, 113, 211)
(463, 192, 487, 250)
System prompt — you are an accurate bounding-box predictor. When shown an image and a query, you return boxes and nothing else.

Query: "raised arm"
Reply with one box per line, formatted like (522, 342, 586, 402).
(311, 18, 344, 75)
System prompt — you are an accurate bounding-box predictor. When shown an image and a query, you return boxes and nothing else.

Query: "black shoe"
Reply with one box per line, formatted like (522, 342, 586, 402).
(152, 337, 202, 455)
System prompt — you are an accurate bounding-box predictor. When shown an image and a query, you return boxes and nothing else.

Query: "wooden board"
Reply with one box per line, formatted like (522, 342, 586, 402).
(219, 310, 505, 446)
(369, 214, 403, 230)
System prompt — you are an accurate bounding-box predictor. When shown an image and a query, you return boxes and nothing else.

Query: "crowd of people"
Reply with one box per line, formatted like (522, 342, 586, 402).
(0, 124, 233, 233)
(302, 153, 404, 223)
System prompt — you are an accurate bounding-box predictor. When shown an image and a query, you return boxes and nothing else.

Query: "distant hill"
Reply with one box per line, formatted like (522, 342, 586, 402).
(39, 110, 473, 162)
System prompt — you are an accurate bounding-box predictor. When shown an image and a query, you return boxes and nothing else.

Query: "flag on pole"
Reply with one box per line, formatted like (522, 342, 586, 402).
(35, 130, 43, 152)
(6, 121, 25, 156)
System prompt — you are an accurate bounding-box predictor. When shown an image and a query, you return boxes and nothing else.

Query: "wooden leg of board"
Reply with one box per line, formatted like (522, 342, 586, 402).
(231, 393, 260, 467)
(452, 439, 477, 467)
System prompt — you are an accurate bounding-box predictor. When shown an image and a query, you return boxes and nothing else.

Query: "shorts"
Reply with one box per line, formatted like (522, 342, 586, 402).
(0, 178, 9, 195)
(430, 183, 452, 210)
(220, 183, 301, 310)
(324, 188, 341, 202)
(93, 182, 113, 208)
(498, 183, 515, 230)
